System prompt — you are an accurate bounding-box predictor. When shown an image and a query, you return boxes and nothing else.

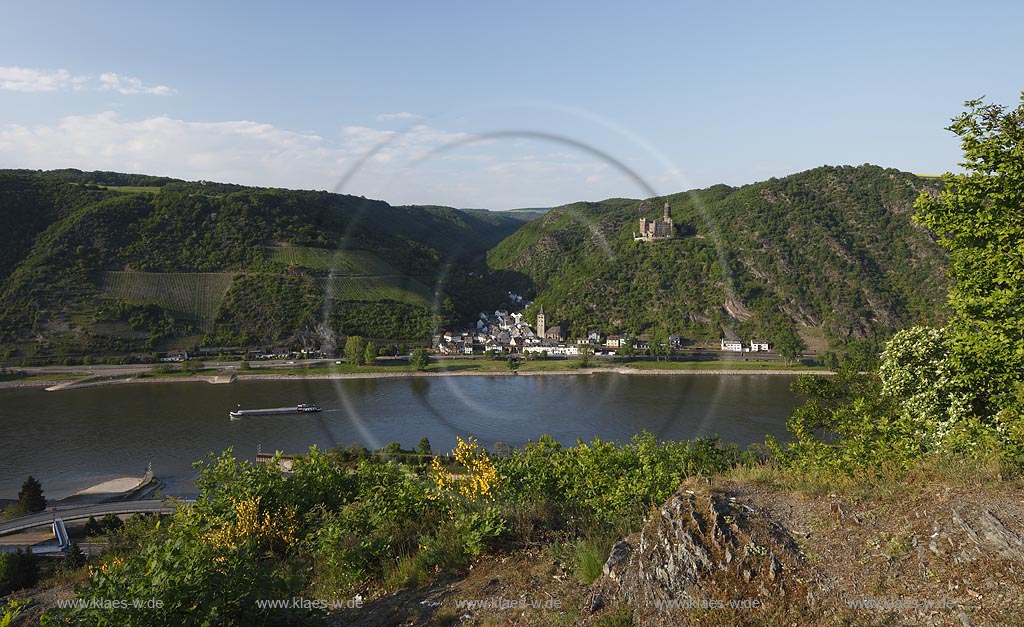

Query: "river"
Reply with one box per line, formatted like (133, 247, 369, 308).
(0, 373, 802, 498)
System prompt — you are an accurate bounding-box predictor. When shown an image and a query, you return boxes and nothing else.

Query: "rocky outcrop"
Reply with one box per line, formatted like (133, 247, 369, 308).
(579, 486, 817, 625)
(578, 478, 1024, 627)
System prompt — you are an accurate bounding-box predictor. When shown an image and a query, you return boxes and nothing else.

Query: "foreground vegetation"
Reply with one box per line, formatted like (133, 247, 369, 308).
(34, 434, 743, 626)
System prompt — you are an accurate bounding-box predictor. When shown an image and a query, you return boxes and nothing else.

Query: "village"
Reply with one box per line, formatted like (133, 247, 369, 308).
(434, 303, 771, 359)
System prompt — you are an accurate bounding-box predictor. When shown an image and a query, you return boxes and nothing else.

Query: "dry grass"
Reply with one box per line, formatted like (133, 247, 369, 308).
(724, 451, 1014, 501)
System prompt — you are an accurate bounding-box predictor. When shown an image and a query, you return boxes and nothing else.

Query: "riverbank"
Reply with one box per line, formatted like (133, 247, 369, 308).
(232, 366, 831, 381)
(14, 361, 833, 392)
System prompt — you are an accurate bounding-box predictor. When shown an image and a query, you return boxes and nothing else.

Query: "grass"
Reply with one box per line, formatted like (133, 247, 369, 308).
(0, 371, 92, 382)
(266, 245, 436, 306)
(723, 449, 1015, 500)
(21, 372, 91, 381)
(594, 607, 634, 627)
(222, 357, 825, 377)
(103, 186, 162, 194)
(319, 275, 434, 306)
(383, 554, 426, 591)
(98, 272, 234, 329)
(622, 359, 827, 371)
(573, 538, 609, 584)
(238, 358, 579, 376)
(266, 245, 399, 274)
(143, 370, 213, 379)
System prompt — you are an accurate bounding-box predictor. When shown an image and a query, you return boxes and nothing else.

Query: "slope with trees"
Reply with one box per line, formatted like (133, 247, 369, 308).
(0, 171, 524, 359)
(487, 165, 950, 358)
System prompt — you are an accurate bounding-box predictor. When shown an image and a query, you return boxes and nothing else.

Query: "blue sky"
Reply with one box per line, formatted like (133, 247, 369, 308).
(2, 0, 1022, 209)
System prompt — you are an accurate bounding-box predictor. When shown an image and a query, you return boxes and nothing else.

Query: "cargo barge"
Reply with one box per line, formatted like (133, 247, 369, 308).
(230, 403, 322, 419)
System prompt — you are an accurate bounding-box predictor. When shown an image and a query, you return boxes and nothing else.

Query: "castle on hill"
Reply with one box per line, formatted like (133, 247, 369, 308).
(633, 201, 674, 241)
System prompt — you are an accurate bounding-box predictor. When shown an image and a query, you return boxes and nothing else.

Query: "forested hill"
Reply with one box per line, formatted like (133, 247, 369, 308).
(486, 165, 950, 358)
(0, 170, 523, 359)
(0, 166, 952, 362)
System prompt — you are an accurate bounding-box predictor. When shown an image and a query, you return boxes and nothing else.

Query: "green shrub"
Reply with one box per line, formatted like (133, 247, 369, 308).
(0, 549, 37, 596)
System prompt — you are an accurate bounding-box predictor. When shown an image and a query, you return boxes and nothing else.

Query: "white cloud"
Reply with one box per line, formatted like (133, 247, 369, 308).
(0, 112, 640, 209)
(0, 112, 339, 187)
(98, 72, 176, 96)
(340, 124, 475, 163)
(0, 66, 88, 92)
(376, 111, 425, 122)
(0, 66, 174, 95)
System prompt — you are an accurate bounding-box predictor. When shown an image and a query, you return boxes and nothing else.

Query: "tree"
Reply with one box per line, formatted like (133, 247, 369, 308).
(506, 357, 520, 372)
(914, 95, 1024, 421)
(418, 437, 432, 456)
(879, 326, 964, 446)
(650, 329, 672, 362)
(344, 335, 366, 365)
(363, 341, 378, 366)
(0, 549, 37, 595)
(381, 442, 404, 461)
(1, 502, 27, 520)
(409, 347, 430, 371)
(578, 344, 594, 368)
(64, 541, 87, 569)
(100, 513, 124, 534)
(619, 340, 635, 359)
(17, 476, 45, 513)
(773, 326, 805, 366)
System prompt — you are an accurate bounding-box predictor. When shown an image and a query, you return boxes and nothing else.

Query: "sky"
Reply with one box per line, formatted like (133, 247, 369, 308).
(1, 0, 1022, 210)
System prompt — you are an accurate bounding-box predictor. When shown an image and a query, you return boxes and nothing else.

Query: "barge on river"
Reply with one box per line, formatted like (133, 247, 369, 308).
(230, 404, 322, 419)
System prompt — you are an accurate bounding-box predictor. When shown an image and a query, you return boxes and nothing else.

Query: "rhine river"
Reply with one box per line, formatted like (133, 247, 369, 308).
(0, 373, 802, 498)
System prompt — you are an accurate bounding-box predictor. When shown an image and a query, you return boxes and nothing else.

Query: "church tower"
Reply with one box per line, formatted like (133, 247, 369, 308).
(536, 306, 546, 337)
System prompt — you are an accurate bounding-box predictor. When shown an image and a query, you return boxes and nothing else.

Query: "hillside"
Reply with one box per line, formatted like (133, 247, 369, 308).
(486, 165, 950, 356)
(0, 170, 524, 359)
(0, 165, 952, 362)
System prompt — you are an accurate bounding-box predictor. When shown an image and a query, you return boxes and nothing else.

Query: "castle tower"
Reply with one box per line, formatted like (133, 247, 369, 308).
(536, 306, 546, 337)
(663, 201, 671, 222)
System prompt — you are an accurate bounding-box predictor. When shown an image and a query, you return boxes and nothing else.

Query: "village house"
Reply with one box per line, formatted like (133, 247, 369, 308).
(523, 344, 579, 357)
(159, 349, 189, 362)
(721, 338, 744, 352)
(577, 330, 605, 345)
(750, 339, 770, 352)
